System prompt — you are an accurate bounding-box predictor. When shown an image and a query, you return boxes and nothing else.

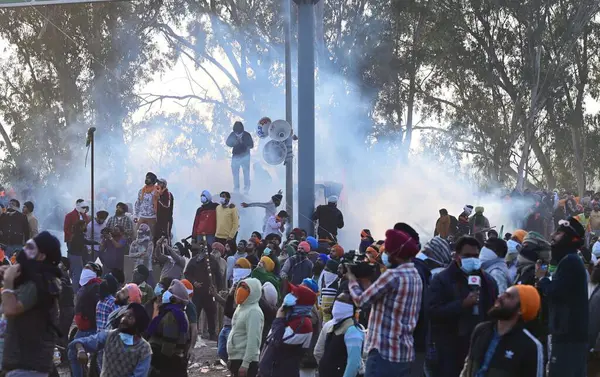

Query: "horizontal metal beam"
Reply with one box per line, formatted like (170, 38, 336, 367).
(0, 0, 118, 8)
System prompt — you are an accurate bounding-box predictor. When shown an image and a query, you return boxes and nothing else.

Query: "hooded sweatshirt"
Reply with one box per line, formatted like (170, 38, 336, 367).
(227, 277, 264, 368)
(193, 191, 219, 237)
(479, 247, 511, 294)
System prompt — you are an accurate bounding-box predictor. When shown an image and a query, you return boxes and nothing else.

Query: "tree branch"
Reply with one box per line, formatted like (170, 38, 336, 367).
(138, 93, 244, 117)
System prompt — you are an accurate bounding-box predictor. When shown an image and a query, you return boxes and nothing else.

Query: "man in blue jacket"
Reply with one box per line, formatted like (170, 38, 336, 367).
(536, 216, 588, 377)
(427, 236, 498, 377)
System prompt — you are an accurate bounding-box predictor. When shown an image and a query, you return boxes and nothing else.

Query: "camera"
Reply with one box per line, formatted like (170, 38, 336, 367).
(342, 249, 378, 280)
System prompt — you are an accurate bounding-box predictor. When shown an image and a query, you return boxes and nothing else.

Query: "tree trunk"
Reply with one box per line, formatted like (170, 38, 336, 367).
(402, 70, 416, 162)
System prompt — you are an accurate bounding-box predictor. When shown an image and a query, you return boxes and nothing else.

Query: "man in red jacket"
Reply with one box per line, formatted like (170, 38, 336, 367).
(192, 190, 218, 246)
(64, 199, 90, 245)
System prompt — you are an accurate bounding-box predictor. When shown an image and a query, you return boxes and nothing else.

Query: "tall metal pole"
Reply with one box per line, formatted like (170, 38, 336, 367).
(284, 0, 294, 228)
(294, 0, 317, 235)
(87, 127, 96, 244)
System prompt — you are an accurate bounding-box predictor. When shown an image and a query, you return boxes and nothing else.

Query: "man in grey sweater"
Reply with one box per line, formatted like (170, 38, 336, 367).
(153, 236, 186, 280)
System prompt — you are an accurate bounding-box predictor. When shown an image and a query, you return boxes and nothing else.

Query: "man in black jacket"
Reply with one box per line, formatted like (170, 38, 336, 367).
(312, 196, 344, 241)
(0, 199, 30, 256)
(535, 216, 588, 377)
(428, 236, 498, 377)
(460, 285, 543, 377)
(226, 121, 254, 194)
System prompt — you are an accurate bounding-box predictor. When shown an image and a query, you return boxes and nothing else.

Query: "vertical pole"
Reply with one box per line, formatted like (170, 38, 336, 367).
(284, 0, 294, 228)
(295, 0, 317, 236)
(88, 127, 96, 246)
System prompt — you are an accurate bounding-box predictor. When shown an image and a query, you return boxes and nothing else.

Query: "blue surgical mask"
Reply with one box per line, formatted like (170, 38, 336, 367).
(283, 293, 297, 307)
(119, 332, 134, 346)
(162, 290, 173, 304)
(460, 257, 482, 273)
(154, 284, 164, 296)
(201, 196, 208, 204)
(381, 252, 392, 268)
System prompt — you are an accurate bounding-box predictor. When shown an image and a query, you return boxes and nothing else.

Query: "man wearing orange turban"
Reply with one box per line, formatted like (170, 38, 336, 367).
(460, 285, 543, 376)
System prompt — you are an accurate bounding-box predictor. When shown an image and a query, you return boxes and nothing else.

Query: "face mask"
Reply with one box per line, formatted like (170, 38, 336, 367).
(162, 290, 173, 304)
(460, 257, 482, 273)
(381, 252, 392, 268)
(24, 240, 38, 260)
(235, 286, 250, 305)
(283, 293, 297, 307)
(233, 268, 251, 284)
(201, 196, 208, 204)
(332, 301, 355, 324)
(220, 198, 227, 205)
(119, 332, 134, 346)
(263, 248, 271, 256)
(154, 284, 164, 296)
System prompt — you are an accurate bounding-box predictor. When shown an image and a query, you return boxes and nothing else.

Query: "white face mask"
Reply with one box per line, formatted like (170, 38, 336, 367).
(201, 196, 208, 204)
(220, 197, 227, 205)
(24, 239, 38, 260)
(233, 268, 251, 284)
(332, 301, 355, 324)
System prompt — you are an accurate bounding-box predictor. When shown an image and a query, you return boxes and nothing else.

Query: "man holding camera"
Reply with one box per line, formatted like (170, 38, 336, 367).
(428, 236, 498, 377)
(346, 229, 423, 377)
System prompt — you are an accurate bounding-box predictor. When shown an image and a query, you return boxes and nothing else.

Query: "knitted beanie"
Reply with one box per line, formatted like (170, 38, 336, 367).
(423, 237, 452, 265)
(514, 285, 541, 322)
(523, 231, 550, 248)
(325, 259, 340, 272)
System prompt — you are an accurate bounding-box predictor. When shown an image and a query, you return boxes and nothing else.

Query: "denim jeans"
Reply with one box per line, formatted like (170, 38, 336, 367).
(197, 235, 216, 247)
(365, 349, 412, 377)
(218, 325, 231, 361)
(231, 154, 251, 192)
(68, 329, 95, 377)
(68, 254, 83, 293)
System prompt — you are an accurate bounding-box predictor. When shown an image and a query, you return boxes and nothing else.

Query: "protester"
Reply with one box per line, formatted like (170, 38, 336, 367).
(64, 199, 90, 245)
(68, 220, 99, 291)
(96, 273, 119, 331)
(192, 190, 219, 245)
(460, 285, 543, 376)
(241, 191, 283, 233)
(434, 208, 457, 239)
(258, 283, 317, 377)
(105, 202, 135, 245)
(281, 241, 314, 285)
(227, 277, 264, 377)
(347, 229, 422, 377)
(154, 236, 186, 280)
(99, 225, 127, 272)
(147, 279, 191, 377)
(536, 217, 588, 377)
(314, 292, 364, 377)
(588, 259, 600, 376)
(0, 231, 62, 376)
(457, 205, 474, 237)
(318, 258, 340, 323)
(128, 223, 154, 285)
(480, 237, 511, 294)
(22, 200, 39, 238)
(185, 242, 223, 341)
(264, 210, 289, 238)
(134, 172, 159, 236)
(131, 264, 155, 305)
(227, 241, 248, 285)
(312, 196, 344, 242)
(58, 256, 75, 361)
(70, 303, 152, 377)
(216, 191, 240, 245)
(226, 121, 254, 194)
(428, 236, 498, 377)
(155, 178, 174, 243)
(180, 279, 199, 350)
(515, 231, 551, 286)
(469, 206, 490, 245)
(299, 278, 322, 377)
(86, 210, 108, 262)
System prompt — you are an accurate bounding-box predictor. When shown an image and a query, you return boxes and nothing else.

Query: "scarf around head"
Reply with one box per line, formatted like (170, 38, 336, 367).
(251, 267, 281, 296)
(146, 303, 188, 337)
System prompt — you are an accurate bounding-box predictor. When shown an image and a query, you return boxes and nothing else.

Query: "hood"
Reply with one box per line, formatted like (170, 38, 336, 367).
(241, 277, 262, 306)
(201, 190, 212, 202)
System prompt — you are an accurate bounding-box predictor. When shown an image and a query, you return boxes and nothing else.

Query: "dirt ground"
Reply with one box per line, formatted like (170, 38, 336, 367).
(187, 338, 230, 377)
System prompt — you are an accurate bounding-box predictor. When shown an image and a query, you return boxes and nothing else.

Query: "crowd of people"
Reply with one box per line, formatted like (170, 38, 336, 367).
(0, 170, 599, 377)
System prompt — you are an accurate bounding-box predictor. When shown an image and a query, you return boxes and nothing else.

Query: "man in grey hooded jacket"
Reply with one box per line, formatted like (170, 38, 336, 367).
(480, 238, 511, 294)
